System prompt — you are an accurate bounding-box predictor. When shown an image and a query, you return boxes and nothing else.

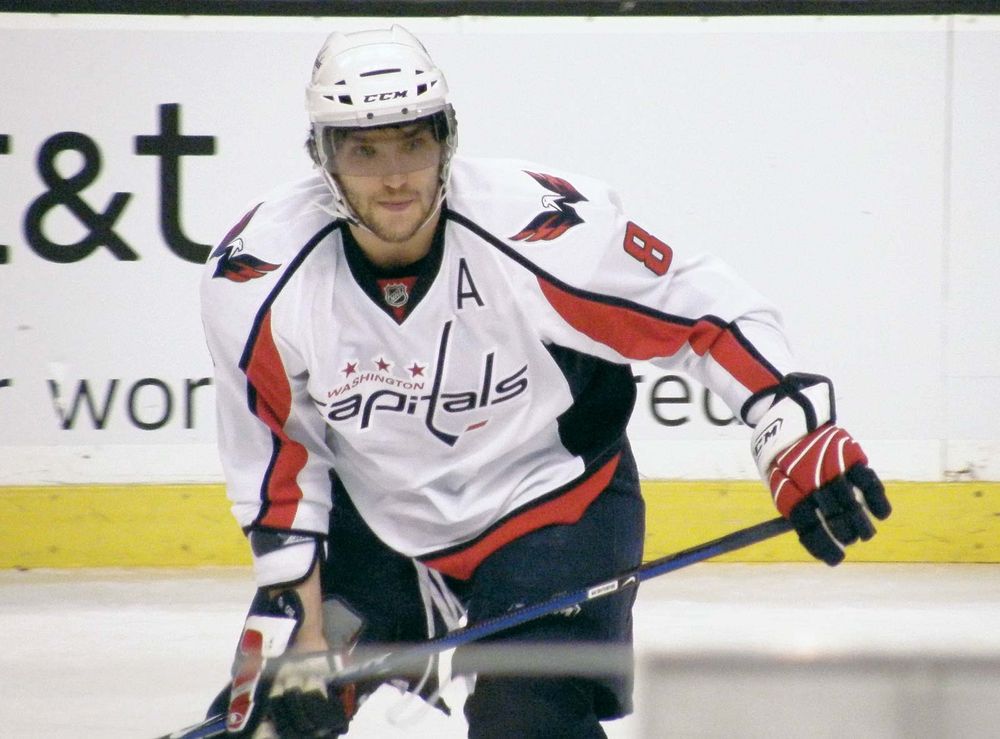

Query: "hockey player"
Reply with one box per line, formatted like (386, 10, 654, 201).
(200, 25, 891, 738)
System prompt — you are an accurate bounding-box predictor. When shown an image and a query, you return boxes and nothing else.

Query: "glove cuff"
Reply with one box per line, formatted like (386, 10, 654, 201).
(248, 531, 323, 589)
(750, 374, 835, 475)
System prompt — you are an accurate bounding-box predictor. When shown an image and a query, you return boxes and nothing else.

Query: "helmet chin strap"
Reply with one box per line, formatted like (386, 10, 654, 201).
(312, 165, 359, 223)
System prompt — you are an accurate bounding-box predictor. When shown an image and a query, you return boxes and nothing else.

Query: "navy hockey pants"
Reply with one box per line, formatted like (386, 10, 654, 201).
(321, 444, 645, 738)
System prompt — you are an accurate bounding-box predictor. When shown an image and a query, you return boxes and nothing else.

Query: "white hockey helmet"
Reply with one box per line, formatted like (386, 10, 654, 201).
(306, 25, 458, 223)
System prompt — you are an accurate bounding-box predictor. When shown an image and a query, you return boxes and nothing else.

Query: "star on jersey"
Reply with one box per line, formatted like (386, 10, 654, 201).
(511, 171, 588, 242)
(342, 358, 419, 379)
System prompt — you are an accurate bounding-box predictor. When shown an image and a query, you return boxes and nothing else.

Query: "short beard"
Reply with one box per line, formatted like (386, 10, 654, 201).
(347, 191, 439, 244)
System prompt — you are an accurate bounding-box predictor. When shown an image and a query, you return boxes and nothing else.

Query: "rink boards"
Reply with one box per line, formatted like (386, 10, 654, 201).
(1, 480, 997, 569)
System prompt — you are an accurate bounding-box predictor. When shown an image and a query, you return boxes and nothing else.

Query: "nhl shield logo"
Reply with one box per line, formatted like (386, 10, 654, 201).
(382, 281, 410, 308)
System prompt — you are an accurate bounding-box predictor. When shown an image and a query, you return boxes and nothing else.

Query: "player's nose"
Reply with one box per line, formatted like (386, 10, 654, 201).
(381, 171, 408, 188)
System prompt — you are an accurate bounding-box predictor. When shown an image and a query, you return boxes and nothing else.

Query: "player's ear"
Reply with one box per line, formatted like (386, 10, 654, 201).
(306, 131, 322, 167)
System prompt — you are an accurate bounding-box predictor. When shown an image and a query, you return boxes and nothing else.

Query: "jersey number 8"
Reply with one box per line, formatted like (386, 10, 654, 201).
(624, 222, 672, 276)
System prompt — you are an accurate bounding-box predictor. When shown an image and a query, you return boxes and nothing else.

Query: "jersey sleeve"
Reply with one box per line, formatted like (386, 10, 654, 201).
(201, 197, 338, 588)
(515, 178, 795, 425)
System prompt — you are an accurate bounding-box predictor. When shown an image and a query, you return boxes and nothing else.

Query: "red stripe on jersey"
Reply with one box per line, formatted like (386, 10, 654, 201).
(422, 453, 620, 581)
(244, 310, 308, 529)
(538, 277, 778, 393)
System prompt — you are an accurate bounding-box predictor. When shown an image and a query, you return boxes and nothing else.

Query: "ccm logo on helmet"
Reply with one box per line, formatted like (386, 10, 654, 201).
(363, 91, 408, 102)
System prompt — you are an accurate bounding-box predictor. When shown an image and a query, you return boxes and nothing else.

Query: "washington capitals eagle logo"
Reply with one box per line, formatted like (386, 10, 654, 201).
(511, 171, 588, 242)
(212, 238, 281, 282)
(210, 203, 281, 282)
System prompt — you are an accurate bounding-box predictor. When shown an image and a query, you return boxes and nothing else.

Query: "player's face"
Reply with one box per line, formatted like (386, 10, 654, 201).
(334, 124, 443, 249)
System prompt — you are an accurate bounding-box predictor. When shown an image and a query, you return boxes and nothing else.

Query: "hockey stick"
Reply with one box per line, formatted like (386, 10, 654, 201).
(156, 516, 792, 739)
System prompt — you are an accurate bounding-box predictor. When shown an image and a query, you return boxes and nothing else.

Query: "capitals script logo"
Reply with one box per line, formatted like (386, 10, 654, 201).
(211, 203, 281, 282)
(511, 171, 588, 242)
(322, 321, 528, 446)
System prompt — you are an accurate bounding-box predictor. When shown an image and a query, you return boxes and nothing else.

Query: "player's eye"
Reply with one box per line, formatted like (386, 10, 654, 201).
(404, 136, 427, 152)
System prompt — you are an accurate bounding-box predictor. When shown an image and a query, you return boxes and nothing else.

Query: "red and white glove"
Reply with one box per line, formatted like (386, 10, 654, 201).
(750, 374, 891, 565)
(226, 591, 359, 738)
(226, 593, 299, 737)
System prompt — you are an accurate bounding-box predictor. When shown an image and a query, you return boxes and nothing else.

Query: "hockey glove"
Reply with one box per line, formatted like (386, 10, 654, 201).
(266, 652, 356, 738)
(226, 590, 300, 736)
(750, 374, 891, 566)
(226, 591, 361, 738)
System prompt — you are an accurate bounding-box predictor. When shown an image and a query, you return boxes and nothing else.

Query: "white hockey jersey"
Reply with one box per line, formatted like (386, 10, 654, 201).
(201, 157, 794, 587)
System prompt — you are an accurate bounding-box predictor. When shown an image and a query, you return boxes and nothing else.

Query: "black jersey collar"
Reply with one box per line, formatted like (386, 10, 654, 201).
(339, 213, 447, 324)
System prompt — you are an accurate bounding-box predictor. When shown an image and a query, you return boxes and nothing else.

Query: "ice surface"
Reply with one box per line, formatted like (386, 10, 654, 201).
(3, 563, 999, 738)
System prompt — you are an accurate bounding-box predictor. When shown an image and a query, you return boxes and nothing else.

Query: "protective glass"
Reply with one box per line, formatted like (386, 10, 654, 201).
(316, 123, 443, 177)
